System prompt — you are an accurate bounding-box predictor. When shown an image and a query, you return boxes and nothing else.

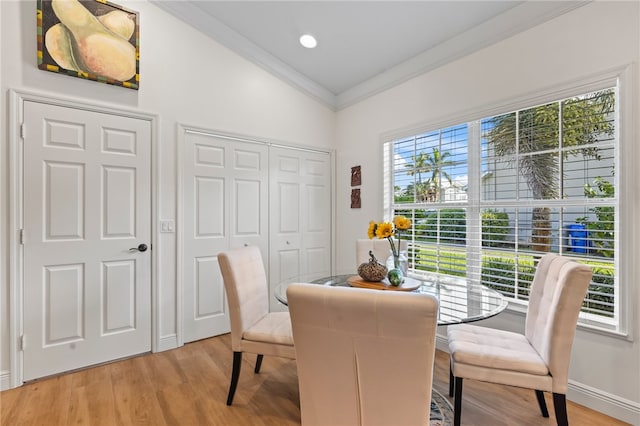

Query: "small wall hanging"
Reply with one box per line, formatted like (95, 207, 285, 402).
(351, 188, 361, 209)
(351, 165, 361, 186)
(351, 165, 361, 208)
(37, 0, 140, 89)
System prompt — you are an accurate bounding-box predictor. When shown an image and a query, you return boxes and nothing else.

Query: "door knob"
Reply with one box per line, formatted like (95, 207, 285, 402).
(129, 243, 148, 252)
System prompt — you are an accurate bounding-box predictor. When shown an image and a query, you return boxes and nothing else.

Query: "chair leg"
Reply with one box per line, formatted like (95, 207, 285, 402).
(254, 354, 264, 373)
(226, 351, 242, 406)
(449, 363, 454, 397)
(535, 390, 549, 417)
(453, 377, 463, 426)
(553, 393, 568, 426)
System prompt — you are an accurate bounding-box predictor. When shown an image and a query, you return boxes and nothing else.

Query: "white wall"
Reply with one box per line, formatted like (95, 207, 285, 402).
(0, 0, 334, 388)
(335, 2, 639, 424)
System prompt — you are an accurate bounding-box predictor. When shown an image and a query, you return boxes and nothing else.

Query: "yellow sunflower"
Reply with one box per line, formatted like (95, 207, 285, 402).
(367, 220, 377, 239)
(393, 215, 412, 230)
(375, 222, 394, 239)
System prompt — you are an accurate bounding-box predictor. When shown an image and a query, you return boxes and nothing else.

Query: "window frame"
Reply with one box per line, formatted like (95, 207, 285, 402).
(382, 66, 633, 337)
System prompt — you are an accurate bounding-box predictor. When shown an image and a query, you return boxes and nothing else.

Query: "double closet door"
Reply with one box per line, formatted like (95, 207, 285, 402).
(181, 130, 332, 342)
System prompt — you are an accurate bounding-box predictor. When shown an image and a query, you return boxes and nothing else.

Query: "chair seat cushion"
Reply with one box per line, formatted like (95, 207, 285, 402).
(448, 324, 549, 376)
(243, 311, 294, 345)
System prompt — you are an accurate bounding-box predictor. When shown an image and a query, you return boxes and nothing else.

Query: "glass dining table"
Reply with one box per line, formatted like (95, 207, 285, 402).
(274, 272, 508, 325)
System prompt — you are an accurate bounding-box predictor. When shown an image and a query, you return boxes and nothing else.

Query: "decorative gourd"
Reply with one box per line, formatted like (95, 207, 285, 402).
(357, 250, 388, 282)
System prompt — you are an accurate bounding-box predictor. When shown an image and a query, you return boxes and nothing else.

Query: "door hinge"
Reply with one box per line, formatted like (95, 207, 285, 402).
(19, 229, 24, 245)
(20, 335, 26, 351)
(20, 123, 25, 139)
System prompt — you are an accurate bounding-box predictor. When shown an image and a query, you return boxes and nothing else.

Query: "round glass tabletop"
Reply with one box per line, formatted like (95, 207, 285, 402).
(274, 273, 508, 325)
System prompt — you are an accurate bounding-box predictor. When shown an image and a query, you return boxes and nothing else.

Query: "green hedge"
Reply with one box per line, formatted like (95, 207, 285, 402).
(422, 209, 466, 244)
(479, 255, 613, 315)
(481, 256, 535, 299)
(481, 210, 510, 247)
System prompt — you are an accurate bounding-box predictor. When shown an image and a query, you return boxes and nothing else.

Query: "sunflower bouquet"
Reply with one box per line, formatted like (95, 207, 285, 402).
(367, 215, 412, 271)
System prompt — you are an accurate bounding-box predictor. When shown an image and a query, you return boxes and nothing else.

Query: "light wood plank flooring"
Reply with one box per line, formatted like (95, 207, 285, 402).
(0, 333, 628, 425)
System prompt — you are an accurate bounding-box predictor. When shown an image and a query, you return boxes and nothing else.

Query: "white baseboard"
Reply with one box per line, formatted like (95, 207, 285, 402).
(568, 380, 640, 425)
(1, 336, 181, 392)
(436, 333, 639, 425)
(156, 334, 179, 352)
(0, 370, 11, 391)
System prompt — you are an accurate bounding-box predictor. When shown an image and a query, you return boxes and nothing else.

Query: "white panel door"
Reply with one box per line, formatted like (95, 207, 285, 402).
(182, 131, 268, 343)
(269, 147, 332, 312)
(22, 101, 152, 381)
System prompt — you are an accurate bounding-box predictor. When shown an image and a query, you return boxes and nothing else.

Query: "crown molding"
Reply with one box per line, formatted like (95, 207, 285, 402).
(150, 0, 337, 109)
(335, 1, 590, 110)
(151, 1, 590, 111)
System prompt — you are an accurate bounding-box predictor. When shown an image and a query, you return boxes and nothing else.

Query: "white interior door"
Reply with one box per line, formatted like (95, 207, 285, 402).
(269, 147, 332, 312)
(22, 101, 152, 381)
(182, 131, 268, 343)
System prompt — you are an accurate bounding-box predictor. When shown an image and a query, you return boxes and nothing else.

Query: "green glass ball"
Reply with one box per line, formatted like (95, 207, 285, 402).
(387, 268, 404, 286)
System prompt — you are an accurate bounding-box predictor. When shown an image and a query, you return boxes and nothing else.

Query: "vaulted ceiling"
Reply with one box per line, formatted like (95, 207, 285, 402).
(152, 1, 588, 110)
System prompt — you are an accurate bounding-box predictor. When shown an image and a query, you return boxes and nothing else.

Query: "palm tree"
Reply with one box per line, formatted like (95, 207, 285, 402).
(406, 148, 456, 202)
(405, 152, 430, 201)
(423, 147, 455, 201)
(486, 90, 614, 252)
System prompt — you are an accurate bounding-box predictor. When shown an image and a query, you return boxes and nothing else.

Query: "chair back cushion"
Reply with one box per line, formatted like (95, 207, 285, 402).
(287, 283, 438, 426)
(525, 253, 592, 392)
(218, 246, 269, 351)
(355, 238, 407, 269)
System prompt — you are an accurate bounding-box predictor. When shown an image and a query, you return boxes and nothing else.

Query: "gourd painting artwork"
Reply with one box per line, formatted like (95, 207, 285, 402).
(37, 0, 139, 89)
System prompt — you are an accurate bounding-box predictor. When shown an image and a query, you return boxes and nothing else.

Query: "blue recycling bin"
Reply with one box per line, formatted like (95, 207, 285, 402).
(567, 224, 588, 253)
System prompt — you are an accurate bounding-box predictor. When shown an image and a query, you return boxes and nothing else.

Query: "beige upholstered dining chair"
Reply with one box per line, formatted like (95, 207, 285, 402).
(447, 253, 592, 426)
(355, 238, 407, 268)
(217, 245, 296, 405)
(287, 283, 439, 426)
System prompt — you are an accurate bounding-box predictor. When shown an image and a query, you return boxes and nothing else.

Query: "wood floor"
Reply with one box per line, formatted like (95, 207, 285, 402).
(0, 333, 628, 426)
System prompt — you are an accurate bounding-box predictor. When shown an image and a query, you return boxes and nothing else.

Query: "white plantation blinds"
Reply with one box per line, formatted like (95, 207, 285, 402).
(387, 88, 618, 328)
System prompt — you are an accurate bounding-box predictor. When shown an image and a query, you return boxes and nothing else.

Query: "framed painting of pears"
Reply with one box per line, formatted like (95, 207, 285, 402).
(37, 0, 140, 89)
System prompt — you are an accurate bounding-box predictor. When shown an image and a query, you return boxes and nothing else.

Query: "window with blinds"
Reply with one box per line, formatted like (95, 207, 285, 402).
(387, 88, 617, 327)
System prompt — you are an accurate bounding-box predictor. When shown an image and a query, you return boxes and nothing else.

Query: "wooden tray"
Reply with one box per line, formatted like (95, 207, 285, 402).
(347, 275, 421, 291)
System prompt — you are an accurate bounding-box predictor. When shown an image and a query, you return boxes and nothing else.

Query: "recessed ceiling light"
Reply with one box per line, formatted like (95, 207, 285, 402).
(299, 34, 317, 49)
